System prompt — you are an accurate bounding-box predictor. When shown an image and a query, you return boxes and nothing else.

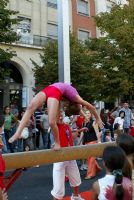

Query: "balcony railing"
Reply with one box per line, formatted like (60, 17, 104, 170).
(17, 35, 56, 47)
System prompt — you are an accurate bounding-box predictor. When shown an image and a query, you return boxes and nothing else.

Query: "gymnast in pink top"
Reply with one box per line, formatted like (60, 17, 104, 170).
(9, 82, 103, 150)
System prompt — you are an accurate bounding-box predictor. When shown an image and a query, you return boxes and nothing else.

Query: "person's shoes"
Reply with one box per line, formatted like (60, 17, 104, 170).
(83, 164, 88, 170)
(80, 164, 87, 171)
(80, 165, 84, 171)
(96, 157, 102, 161)
(84, 176, 94, 180)
(71, 194, 84, 200)
(34, 165, 40, 168)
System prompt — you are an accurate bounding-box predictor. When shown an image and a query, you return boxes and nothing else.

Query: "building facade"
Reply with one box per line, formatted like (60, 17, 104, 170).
(0, 0, 125, 110)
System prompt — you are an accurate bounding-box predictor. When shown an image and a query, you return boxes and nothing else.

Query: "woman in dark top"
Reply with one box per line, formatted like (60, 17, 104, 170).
(83, 110, 102, 179)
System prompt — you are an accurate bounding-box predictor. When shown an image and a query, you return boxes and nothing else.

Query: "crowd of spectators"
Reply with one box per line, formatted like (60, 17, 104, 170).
(0, 101, 134, 199)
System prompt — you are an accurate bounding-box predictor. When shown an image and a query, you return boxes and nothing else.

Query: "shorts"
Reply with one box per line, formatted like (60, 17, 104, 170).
(51, 160, 81, 199)
(42, 86, 62, 101)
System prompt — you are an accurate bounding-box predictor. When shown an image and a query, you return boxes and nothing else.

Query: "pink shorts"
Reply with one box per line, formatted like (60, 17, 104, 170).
(42, 86, 62, 101)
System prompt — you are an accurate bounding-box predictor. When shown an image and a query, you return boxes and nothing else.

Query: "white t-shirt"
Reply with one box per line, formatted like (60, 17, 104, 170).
(113, 117, 124, 130)
(40, 114, 49, 129)
(98, 175, 115, 200)
(98, 175, 132, 200)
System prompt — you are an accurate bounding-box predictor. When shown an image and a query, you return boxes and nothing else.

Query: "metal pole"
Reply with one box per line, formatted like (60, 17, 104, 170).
(57, 0, 70, 83)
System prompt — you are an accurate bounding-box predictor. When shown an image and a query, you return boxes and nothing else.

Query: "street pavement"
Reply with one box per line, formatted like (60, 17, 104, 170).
(7, 160, 105, 200)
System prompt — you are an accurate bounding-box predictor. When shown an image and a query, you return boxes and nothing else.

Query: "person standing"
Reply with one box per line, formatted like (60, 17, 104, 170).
(120, 102, 132, 134)
(51, 111, 84, 200)
(40, 107, 49, 149)
(113, 110, 125, 135)
(83, 111, 102, 179)
(4, 106, 18, 153)
(92, 146, 132, 200)
(130, 119, 134, 138)
(34, 106, 44, 149)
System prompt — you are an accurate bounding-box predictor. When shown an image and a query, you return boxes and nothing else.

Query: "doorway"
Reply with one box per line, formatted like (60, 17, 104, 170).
(0, 62, 23, 110)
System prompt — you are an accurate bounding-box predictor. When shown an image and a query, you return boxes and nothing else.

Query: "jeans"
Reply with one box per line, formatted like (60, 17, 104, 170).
(2, 134, 8, 154)
(41, 129, 49, 149)
(4, 129, 15, 153)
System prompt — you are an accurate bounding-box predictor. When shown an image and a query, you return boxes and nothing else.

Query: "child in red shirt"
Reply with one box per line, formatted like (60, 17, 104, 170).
(130, 119, 134, 137)
(51, 111, 84, 200)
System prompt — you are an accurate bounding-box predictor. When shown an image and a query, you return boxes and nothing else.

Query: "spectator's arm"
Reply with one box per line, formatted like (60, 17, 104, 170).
(92, 181, 99, 200)
(93, 121, 101, 143)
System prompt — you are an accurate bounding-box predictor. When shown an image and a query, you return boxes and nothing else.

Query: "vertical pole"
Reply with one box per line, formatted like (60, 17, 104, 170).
(57, 0, 70, 84)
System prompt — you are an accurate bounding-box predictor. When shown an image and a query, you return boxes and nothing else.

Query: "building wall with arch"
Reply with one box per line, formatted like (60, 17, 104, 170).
(0, 43, 42, 109)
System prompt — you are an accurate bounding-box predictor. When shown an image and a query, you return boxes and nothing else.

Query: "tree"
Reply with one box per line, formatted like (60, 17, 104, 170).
(32, 34, 95, 102)
(32, 1, 134, 103)
(0, 0, 19, 80)
(85, 0, 134, 103)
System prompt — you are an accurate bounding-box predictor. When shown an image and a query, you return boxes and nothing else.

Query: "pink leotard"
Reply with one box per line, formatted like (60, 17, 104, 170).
(51, 82, 78, 102)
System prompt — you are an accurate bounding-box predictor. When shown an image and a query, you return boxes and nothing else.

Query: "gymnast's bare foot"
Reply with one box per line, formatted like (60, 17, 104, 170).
(51, 143, 61, 150)
(8, 133, 19, 143)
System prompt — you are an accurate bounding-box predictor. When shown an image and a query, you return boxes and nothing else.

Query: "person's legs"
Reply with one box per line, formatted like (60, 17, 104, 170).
(32, 133, 36, 150)
(41, 129, 48, 149)
(2, 134, 8, 154)
(17, 139, 23, 152)
(51, 162, 65, 199)
(124, 128, 130, 134)
(47, 98, 60, 150)
(72, 186, 79, 197)
(47, 131, 51, 149)
(85, 141, 101, 179)
(66, 161, 83, 200)
(5, 130, 14, 153)
(36, 125, 41, 149)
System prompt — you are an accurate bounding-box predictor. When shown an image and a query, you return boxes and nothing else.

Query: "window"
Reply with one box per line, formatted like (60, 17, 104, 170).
(106, 6, 112, 12)
(78, 29, 90, 42)
(47, 0, 57, 8)
(47, 23, 58, 38)
(17, 17, 33, 44)
(77, 0, 89, 16)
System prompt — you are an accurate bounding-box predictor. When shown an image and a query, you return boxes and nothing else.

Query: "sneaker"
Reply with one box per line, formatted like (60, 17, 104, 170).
(34, 165, 40, 168)
(83, 164, 88, 170)
(80, 164, 85, 171)
(71, 194, 84, 200)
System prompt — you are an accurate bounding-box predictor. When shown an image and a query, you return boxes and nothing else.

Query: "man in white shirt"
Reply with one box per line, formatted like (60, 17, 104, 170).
(40, 108, 49, 149)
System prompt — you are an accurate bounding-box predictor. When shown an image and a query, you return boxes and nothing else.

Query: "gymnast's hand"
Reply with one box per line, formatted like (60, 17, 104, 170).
(2, 189, 8, 200)
(96, 119, 104, 129)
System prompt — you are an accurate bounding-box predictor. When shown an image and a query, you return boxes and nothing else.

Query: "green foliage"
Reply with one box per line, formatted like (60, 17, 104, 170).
(0, 0, 19, 80)
(32, 0, 134, 103)
(32, 41, 58, 92)
(32, 34, 95, 102)
(85, 0, 134, 102)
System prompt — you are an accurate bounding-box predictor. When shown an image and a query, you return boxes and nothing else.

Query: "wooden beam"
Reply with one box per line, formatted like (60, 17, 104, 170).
(3, 142, 116, 170)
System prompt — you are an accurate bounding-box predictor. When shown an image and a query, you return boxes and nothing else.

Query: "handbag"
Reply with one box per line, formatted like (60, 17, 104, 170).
(21, 127, 29, 139)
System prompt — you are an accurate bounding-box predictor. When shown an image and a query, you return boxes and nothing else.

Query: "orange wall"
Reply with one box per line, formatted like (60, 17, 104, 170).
(71, 0, 96, 38)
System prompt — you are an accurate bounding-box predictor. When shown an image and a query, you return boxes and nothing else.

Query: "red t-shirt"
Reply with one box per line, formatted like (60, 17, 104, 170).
(58, 123, 73, 147)
(76, 116, 84, 129)
(130, 126, 134, 137)
(0, 154, 5, 189)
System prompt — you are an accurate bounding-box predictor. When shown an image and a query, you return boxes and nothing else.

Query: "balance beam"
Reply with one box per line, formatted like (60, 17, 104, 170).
(3, 142, 116, 170)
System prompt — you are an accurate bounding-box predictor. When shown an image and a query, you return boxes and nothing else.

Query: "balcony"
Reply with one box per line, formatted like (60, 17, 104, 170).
(17, 35, 56, 47)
